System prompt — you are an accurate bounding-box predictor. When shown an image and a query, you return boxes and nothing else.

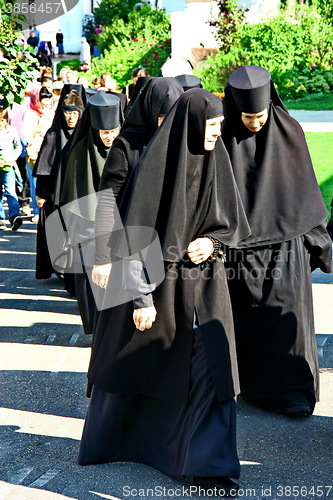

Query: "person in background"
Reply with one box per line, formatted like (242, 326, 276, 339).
(59, 93, 124, 335)
(32, 24, 40, 43)
(222, 65, 332, 417)
(36, 41, 52, 69)
(78, 76, 90, 89)
(98, 74, 127, 112)
(34, 89, 85, 280)
(52, 80, 64, 98)
(92, 77, 101, 90)
(66, 70, 78, 84)
(122, 67, 149, 102)
(56, 29, 64, 58)
(23, 86, 54, 223)
(9, 81, 33, 216)
(0, 107, 23, 230)
(27, 31, 39, 53)
(80, 37, 91, 72)
(58, 68, 69, 82)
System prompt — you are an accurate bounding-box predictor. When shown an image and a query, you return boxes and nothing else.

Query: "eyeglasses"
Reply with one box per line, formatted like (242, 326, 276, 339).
(64, 111, 80, 117)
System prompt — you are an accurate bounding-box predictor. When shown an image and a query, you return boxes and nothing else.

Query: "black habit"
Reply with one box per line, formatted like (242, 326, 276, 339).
(59, 93, 124, 334)
(33, 89, 84, 280)
(94, 76, 184, 264)
(222, 65, 332, 414)
(78, 89, 251, 479)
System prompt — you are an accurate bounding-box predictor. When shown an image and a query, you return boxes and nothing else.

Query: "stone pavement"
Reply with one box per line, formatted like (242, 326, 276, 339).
(288, 110, 333, 132)
(0, 112, 332, 500)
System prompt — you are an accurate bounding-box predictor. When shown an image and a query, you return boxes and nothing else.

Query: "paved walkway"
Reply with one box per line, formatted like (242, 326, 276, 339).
(288, 110, 333, 132)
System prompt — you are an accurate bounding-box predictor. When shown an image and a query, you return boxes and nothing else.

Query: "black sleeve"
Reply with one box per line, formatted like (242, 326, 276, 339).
(303, 222, 333, 273)
(94, 142, 129, 264)
(36, 175, 51, 199)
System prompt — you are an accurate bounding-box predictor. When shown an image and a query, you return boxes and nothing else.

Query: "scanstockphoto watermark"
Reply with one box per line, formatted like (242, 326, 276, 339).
(122, 485, 333, 498)
(122, 485, 255, 497)
(45, 190, 291, 311)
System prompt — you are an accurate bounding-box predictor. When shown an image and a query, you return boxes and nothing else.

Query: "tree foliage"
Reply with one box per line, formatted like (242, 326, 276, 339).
(208, 0, 248, 53)
(0, 13, 37, 108)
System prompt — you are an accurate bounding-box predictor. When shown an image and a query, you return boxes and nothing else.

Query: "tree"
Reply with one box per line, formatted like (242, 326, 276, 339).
(0, 12, 37, 108)
(209, 0, 248, 53)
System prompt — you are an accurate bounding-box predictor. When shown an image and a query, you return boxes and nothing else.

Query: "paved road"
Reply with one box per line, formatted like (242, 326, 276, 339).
(0, 113, 332, 499)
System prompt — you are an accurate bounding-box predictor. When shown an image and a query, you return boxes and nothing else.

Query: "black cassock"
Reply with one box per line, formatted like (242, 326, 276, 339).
(78, 89, 250, 478)
(222, 66, 332, 413)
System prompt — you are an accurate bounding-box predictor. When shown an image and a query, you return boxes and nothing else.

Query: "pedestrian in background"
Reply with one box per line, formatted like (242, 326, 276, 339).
(80, 37, 91, 72)
(0, 107, 23, 230)
(23, 86, 54, 222)
(56, 30, 64, 58)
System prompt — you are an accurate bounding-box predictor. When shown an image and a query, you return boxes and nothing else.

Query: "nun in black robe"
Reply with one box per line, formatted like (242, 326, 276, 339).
(92, 76, 184, 273)
(59, 92, 124, 335)
(33, 90, 85, 280)
(78, 89, 251, 493)
(222, 65, 332, 416)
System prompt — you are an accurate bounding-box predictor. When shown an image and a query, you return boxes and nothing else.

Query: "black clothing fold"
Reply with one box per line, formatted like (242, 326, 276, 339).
(79, 326, 240, 479)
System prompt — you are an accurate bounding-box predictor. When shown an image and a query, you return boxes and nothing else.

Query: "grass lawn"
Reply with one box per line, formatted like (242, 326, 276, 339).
(305, 132, 333, 212)
(284, 93, 333, 110)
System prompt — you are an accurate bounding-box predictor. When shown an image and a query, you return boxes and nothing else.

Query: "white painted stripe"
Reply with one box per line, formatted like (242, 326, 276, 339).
(67, 332, 80, 346)
(9, 467, 34, 485)
(0, 343, 90, 372)
(0, 408, 84, 440)
(29, 469, 60, 487)
(0, 251, 36, 255)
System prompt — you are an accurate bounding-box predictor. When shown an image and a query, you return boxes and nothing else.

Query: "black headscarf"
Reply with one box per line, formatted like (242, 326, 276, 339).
(34, 90, 84, 180)
(115, 88, 250, 261)
(54, 83, 87, 116)
(222, 65, 328, 248)
(124, 75, 151, 116)
(60, 93, 124, 220)
(100, 76, 185, 188)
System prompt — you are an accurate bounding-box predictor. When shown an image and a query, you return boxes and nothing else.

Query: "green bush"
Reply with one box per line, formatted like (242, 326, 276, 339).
(57, 37, 171, 90)
(196, 2, 333, 100)
(89, 37, 171, 88)
(95, 3, 170, 54)
(0, 14, 36, 107)
(240, 17, 305, 78)
(193, 47, 248, 92)
(275, 66, 333, 99)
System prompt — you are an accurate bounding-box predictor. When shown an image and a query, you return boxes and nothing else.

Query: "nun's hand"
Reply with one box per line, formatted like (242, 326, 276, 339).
(133, 305, 157, 331)
(92, 263, 112, 289)
(36, 196, 46, 208)
(186, 238, 214, 264)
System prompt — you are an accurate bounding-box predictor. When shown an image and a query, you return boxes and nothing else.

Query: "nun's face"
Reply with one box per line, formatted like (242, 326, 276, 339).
(99, 127, 120, 147)
(64, 110, 80, 128)
(204, 115, 223, 151)
(241, 108, 268, 133)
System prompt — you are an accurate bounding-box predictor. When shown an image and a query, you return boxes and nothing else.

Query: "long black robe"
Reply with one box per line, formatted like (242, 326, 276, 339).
(79, 89, 251, 477)
(59, 94, 123, 334)
(34, 114, 76, 279)
(222, 68, 332, 412)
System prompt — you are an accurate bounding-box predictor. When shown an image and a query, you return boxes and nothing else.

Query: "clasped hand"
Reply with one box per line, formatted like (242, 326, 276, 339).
(186, 237, 213, 264)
